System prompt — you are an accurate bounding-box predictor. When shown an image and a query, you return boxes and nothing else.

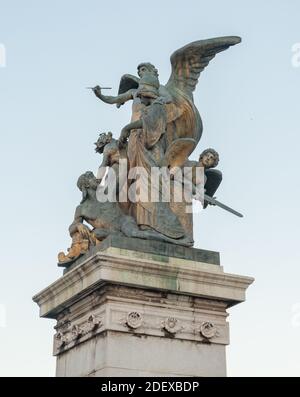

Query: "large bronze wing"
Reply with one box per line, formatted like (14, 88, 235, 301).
(166, 36, 241, 99)
(118, 74, 140, 95)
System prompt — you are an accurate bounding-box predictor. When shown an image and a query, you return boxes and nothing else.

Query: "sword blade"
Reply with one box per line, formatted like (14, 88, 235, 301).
(204, 194, 243, 218)
(86, 87, 112, 90)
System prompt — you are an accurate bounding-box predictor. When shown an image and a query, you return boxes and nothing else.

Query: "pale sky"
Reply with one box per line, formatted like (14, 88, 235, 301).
(0, 0, 300, 376)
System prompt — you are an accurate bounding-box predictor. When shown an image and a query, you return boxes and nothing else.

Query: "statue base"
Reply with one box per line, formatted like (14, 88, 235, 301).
(33, 236, 253, 377)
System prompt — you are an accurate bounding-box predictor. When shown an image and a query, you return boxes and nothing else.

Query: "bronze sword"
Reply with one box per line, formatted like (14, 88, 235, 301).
(204, 194, 243, 218)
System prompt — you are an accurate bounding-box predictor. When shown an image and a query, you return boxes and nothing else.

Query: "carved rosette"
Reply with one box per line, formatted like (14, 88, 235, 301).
(125, 311, 143, 329)
(199, 321, 218, 339)
(161, 317, 183, 335)
(71, 324, 84, 340)
(55, 332, 70, 349)
(86, 314, 102, 331)
(54, 313, 103, 352)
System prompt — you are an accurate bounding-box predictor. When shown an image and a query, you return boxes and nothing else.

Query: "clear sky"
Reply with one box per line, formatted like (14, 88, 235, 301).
(0, 0, 300, 376)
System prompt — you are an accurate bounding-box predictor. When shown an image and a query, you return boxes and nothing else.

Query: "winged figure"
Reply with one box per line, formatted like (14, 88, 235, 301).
(92, 36, 241, 165)
(91, 37, 241, 244)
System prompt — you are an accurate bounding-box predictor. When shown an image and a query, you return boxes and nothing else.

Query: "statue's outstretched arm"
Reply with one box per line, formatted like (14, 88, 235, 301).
(122, 119, 143, 132)
(119, 119, 143, 146)
(92, 86, 135, 105)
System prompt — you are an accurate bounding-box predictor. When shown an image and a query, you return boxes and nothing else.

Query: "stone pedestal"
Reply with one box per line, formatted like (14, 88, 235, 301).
(33, 236, 253, 377)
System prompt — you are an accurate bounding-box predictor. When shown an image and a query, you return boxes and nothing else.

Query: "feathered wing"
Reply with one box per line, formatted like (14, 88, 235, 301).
(166, 36, 241, 98)
(118, 74, 140, 95)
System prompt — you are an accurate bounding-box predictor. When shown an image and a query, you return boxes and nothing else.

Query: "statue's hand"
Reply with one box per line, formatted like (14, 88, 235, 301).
(92, 85, 102, 98)
(208, 196, 217, 206)
(77, 223, 91, 239)
(119, 128, 130, 147)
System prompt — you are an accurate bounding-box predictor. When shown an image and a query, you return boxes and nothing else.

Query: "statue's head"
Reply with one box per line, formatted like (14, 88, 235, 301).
(199, 148, 219, 169)
(94, 131, 113, 154)
(137, 62, 158, 78)
(77, 171, 99, 203)
(136, 73, 160, 103)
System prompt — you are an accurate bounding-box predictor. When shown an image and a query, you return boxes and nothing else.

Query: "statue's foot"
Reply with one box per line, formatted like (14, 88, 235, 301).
(57, 251, 81, 264)
(132, 228, 193, 247)
(57, 239, 90, 265)
(58, 252, 67, 263)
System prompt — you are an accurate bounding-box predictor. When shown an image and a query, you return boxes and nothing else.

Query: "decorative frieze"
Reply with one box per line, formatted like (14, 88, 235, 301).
(54, 312, 104, 354)
(54, 301, 225, 355)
